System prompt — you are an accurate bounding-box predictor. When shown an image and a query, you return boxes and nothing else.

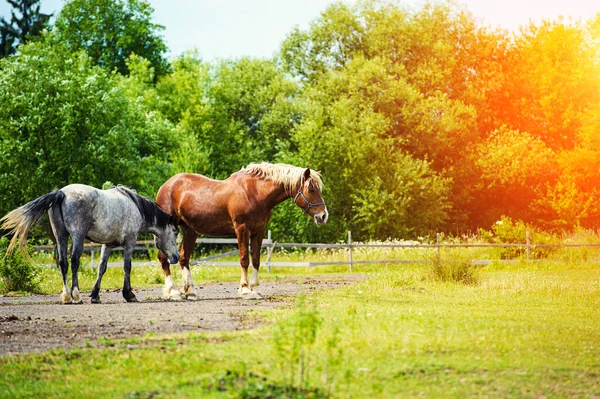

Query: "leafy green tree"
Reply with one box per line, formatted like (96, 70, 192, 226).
(493, 20, 599, 151)
(0, 40, 176, 215)
(0, 0, 52, 57)
(281, 2, 364, 82)
(52, 0, 169, 77)
(152, 55, 300, 178)
(483, 18, 600, 229)
(279, 2, 483, 236)
(275, 56, 451, 242)
(474, 127, 559, 227)
(543, 149, 600, 229)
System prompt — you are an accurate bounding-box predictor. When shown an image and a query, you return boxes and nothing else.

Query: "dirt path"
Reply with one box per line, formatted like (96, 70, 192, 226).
(0, 276, 359, 356)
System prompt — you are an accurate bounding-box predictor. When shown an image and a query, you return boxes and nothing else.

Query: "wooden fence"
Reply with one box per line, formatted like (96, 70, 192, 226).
(33, 230, 600, 271)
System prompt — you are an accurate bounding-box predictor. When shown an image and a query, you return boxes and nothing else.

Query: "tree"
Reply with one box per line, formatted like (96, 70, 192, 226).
(0, 0, 52, 57)
(275, 56, 451, 242)
(279, 2, 482, 235)
(541, 149, 600, 229)
(0, 40, 177, 215)
(474, 127, 559, 227)
(280, 2, 365, 82)
(492, 20, 599, 151)
(52, 0, 169, 77)
(152, 55, 300, 178)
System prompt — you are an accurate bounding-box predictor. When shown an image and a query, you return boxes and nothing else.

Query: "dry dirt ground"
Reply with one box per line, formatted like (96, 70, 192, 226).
(0, 276, 360, 356)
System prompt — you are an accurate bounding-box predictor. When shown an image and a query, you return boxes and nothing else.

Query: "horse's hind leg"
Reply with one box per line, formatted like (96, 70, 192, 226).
(90, 245, 112, 303)
(69, 234, 85, 304)
(235, 224, 257, 299)
(249, 232, 264, 299)
(49, 208, 71, 304)
(57, 239, 71, 304)
(122, 244, 137, 302)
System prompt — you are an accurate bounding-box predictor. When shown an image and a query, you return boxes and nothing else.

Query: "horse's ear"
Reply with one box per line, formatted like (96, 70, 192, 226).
(304, 168, 311, 181)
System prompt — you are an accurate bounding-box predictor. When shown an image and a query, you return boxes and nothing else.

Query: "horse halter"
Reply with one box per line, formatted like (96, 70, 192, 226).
(294, 177, 326, 214)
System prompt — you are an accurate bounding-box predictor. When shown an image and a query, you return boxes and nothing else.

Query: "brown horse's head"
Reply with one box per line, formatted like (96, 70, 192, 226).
(294, 168, 328, 225)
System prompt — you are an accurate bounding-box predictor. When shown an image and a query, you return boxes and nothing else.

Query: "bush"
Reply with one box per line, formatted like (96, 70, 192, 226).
(480, 216, 560, 259)
(0, 237, 40, 294)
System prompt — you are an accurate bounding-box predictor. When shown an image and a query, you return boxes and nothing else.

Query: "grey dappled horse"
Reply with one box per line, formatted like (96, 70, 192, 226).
(1, 184, 180, 304)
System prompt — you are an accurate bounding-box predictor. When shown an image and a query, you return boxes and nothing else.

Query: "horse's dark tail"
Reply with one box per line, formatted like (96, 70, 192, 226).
(1, 190, 66, 257)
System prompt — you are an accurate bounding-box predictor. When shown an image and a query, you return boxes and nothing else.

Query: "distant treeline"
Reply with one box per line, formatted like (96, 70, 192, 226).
(1, 0, 599, 242)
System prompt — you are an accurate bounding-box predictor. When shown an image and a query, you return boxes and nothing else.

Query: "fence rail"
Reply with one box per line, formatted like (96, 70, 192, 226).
(33, 230, 600, 271)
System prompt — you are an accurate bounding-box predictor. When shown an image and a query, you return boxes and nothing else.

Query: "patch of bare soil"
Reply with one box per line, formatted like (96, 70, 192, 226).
(0, 275, 361, 356)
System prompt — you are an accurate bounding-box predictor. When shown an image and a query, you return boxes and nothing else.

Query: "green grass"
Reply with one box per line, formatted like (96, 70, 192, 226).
(1, 254, 599, 398)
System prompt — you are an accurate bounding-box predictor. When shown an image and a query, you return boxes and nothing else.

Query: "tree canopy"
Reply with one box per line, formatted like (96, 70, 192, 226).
(1, 0, 600, 242)
(0, 41, 176, 213)
(51, 0, 169, 77)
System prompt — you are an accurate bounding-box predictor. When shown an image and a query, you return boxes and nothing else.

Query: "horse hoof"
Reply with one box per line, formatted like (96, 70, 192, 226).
(71, 298, 83, 304)
(163, 290, 183, 301)
(126, 296, 138, 303)
(71, 288, 82, 303)
(240, 290, 262, 300)
(90, 297, 101, 304)
(163, 288, 182, 301)
(61, 293, 72, 304)
(185, 292, 199, 301)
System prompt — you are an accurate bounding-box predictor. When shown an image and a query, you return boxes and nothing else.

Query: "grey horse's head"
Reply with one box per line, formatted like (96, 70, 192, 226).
(113, 186, 181, 265)
(154, 219, 180, 264)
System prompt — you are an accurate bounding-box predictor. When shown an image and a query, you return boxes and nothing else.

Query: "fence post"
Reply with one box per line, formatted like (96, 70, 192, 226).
(348, 230, 353, 272)
(266, 230, 274, 273)
(436, 233, 441, 262)
(526, 231, 530, 261)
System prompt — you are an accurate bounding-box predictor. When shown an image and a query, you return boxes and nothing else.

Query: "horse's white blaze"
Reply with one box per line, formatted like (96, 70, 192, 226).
(313, 207, 328, 226)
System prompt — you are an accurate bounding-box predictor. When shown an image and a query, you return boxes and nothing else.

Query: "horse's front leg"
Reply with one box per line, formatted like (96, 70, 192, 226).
(158, 251, 181, 300)
(122, 244, 137, 302)
(179, 225, 198, 300)
(90, 245, 112, 303)
(249, 231, 264, 298)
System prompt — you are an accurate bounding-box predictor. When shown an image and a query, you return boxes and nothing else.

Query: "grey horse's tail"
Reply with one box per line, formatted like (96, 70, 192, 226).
(1, 190, 66, 257)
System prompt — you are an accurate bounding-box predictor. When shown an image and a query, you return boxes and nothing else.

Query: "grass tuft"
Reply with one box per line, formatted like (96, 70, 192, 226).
(425, 253, 479, 285)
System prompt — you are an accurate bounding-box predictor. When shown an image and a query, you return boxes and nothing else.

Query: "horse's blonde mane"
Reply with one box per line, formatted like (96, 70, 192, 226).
(241, 162, 323, 192)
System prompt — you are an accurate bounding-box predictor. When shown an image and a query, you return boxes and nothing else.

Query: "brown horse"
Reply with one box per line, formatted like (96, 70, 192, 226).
(156, 162, 328, 300)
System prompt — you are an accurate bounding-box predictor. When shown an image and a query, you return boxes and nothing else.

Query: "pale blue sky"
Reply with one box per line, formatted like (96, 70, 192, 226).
(1, 0, 599, 61)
